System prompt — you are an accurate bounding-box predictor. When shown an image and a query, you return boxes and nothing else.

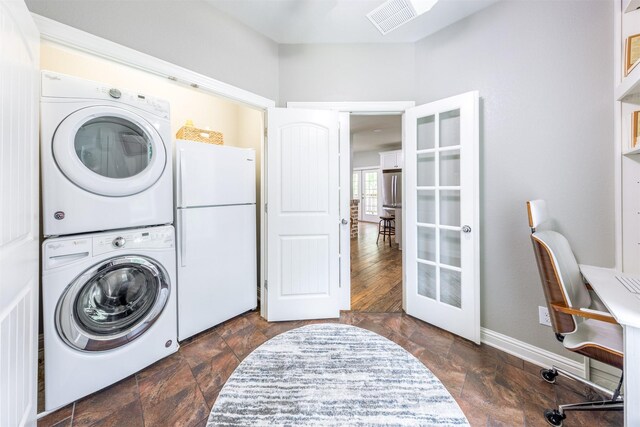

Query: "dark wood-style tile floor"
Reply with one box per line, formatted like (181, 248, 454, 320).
(351, 221, 403, 312)
(38, 309, 623, 427)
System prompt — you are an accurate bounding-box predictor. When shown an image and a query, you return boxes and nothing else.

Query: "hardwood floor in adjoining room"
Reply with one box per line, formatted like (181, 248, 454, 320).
(38, 310, 623, 427)
(351, 221, 403, 312)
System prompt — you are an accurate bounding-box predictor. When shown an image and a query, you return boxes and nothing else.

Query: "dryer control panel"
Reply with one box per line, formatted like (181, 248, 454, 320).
(41, 71, 170, 119)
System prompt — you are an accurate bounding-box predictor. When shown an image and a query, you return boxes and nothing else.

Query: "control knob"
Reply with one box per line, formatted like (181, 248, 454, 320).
(112, 237, 126, 248)
(108, 88, 122, 99)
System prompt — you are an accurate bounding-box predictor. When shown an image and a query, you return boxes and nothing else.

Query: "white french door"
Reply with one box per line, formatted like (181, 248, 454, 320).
(266, 108, 342, 321)
(0, 1, 40, 426)
(353, 168, 380, 223)
(404, 91, 480, 344)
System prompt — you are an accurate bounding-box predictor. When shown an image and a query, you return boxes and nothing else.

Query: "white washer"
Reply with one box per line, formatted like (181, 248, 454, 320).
(41, 71, 173, 237)
(42, 225, 178, 411)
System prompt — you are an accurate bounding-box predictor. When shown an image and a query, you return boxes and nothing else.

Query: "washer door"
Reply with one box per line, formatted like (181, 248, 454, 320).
(56, 256, 170, 351)
(52, 106, 167, 197)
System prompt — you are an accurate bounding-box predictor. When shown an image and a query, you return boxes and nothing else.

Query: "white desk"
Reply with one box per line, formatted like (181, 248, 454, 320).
(580, 264, 640, 427)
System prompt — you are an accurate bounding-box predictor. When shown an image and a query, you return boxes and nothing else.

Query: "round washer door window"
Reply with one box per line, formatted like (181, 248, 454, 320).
(53, 106, 167, 197)
(56, 256, 170, 351)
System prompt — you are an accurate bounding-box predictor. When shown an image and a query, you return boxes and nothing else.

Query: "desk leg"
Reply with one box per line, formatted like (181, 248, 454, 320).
(625, 325, 640, 426)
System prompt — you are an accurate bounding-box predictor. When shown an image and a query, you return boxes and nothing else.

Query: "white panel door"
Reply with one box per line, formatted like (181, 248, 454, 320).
(266, 108, 341, 321)
(177, 205, 257, 340)
(404, 91, 480, 344)
(0, 2, 40, 426)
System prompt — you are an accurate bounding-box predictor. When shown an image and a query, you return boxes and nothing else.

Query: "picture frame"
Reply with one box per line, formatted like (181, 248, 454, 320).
(625, 33, 640, 76)
(632, 111, 640, 149)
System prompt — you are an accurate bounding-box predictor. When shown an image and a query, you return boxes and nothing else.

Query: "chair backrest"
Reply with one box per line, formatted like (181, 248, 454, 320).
(526, 200, 592, 335)
(527, 199, 549, 231)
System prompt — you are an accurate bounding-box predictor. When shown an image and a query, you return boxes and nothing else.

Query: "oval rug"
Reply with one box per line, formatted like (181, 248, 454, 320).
(207, 323, 469, 426)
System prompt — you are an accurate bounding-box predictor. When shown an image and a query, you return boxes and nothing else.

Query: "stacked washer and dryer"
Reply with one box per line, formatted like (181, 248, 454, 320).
(40, 71, 178, 411)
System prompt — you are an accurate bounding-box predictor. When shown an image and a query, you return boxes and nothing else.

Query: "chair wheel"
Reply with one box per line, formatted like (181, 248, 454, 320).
(544, 409, 565, 426)
(540, 368, 559, 384)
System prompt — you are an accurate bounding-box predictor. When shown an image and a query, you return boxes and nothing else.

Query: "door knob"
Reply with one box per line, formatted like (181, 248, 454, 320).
(341, 218, 349, 225)
(462, 225, 471, 233)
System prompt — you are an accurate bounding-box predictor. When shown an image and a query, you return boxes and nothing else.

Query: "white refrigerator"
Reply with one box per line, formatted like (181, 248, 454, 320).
(175, 140, 257, 341)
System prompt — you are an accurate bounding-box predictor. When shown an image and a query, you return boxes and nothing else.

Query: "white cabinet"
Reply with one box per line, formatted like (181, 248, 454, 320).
(616, 0, 640, 274)
(380, 150, 403, 169)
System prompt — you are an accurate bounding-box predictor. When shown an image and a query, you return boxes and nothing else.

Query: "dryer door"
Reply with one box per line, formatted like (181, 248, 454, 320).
(52, 106, 167, 197)
(56, 255, 170, 351)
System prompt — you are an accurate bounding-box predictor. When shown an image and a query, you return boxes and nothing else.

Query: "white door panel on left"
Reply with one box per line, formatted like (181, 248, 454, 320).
(266, 108, 341, 321)
(0, 1, 40, 425)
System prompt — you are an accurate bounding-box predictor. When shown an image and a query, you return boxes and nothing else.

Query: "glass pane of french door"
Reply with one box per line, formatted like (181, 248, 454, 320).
(352, 171, 360, 200)
(416, 109, 462, 308)
(362, 170, 378, 221)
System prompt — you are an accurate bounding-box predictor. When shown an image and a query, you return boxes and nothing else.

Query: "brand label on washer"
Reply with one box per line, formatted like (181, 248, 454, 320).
(54, 211, 65, 220)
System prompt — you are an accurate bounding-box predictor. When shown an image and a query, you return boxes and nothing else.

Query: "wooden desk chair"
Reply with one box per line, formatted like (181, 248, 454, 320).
(526, 200, 624, 426)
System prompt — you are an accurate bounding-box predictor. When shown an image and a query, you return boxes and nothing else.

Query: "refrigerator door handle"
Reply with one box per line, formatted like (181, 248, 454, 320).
(179, 149, 186, 207)
(180, 212, 187, 267)
(393, 175, 398, 206)
(392, 175, 396, 206)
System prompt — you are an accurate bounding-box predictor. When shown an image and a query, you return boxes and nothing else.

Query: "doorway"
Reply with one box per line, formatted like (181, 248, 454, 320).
(349, 115, 403, 313)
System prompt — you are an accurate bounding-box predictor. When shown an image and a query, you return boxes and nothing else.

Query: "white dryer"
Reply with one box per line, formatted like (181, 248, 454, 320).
(41, 71, 173, 237)
(42, 225, 178, 411)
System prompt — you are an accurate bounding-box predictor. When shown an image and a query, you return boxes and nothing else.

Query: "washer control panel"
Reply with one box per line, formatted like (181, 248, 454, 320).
(43, 226, 175, 270)
(43, 238, 92, 271)
(94, 226, 174, 256)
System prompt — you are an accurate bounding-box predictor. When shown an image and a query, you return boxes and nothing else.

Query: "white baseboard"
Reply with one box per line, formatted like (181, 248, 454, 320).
(481, 327, 586, 378)
(590, 360, 622, 391)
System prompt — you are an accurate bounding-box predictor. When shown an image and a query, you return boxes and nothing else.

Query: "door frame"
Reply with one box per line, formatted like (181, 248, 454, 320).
(288, 101, 415, 311)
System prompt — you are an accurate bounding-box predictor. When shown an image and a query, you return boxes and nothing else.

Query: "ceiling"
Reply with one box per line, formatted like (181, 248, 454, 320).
(351, 115, 402, 153)
(205, 0, 499, 44)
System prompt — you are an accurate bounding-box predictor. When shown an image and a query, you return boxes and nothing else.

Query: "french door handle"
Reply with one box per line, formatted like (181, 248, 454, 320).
(341, 218, 349, 225)
(462, 225, 472, 233)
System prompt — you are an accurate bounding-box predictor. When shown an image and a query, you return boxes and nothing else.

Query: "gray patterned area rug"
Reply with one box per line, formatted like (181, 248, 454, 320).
(207, 324, 469, 426)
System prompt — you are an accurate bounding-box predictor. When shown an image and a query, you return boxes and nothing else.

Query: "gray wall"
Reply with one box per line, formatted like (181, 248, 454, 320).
(352, 150, 382, 169)
(415, 0, 614, 356)
(25, 0, 279, 101)
(278, 44, 415, 106)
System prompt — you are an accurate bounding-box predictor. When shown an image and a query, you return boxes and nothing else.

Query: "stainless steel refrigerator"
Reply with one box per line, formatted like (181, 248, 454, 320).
(382, 169, 402, 209)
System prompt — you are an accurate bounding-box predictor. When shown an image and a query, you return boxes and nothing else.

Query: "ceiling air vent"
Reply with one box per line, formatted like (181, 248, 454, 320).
(367, 0, 438, 35)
